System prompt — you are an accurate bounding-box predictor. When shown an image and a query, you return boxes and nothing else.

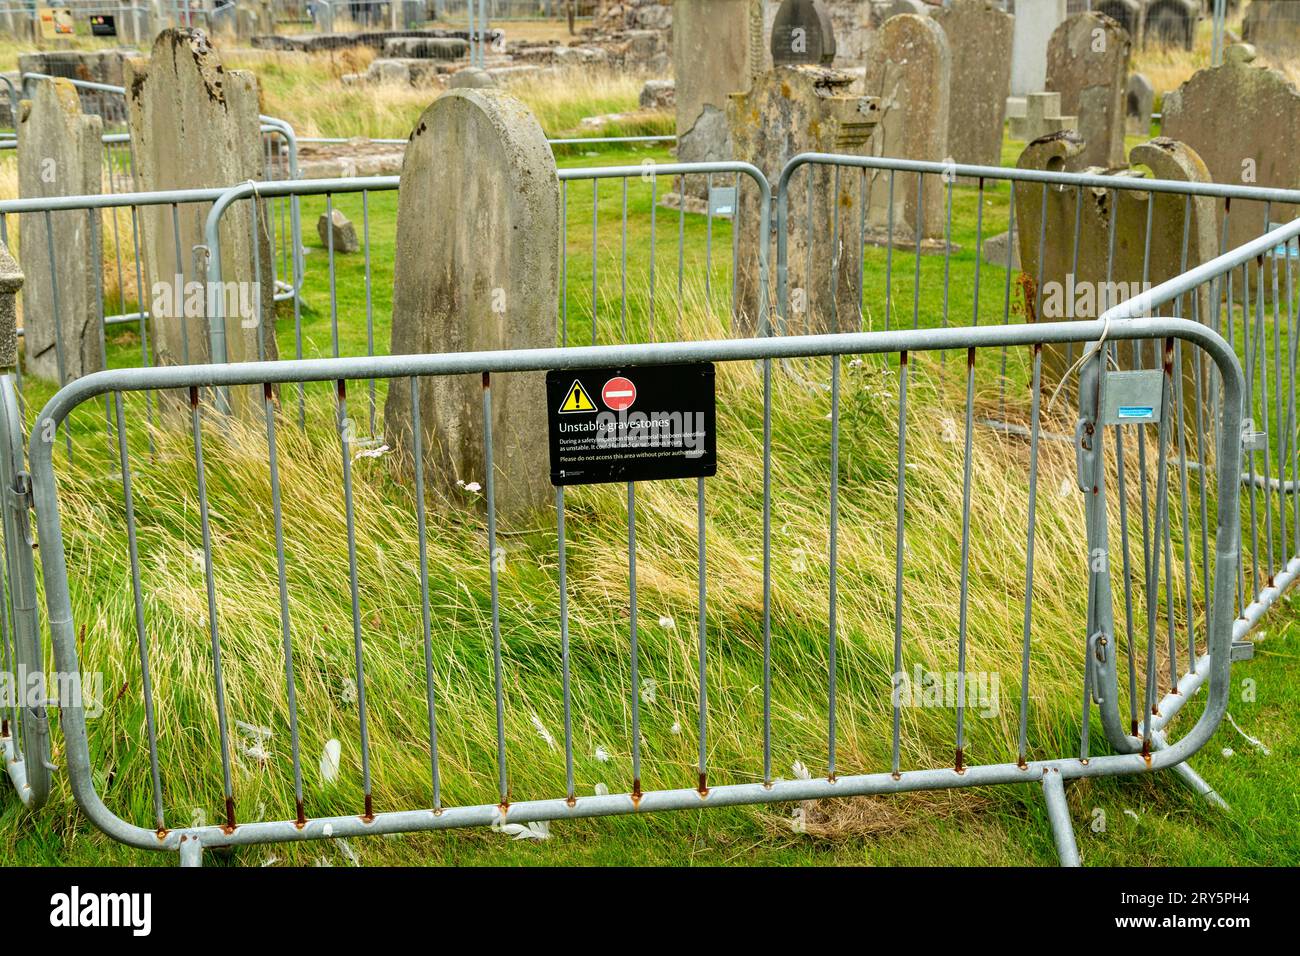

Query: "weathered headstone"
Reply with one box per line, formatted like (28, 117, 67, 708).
(1011, 0, 1066, 96)
(384, 89, 560, 521)
(1126, 72, 1154, 136)
(1046, 11, 1131, 169)
(1009, 91, 1077, 142)
(126, 30, 276, 416)
(0, 242, 21, 370)
(729, 66, 879, 334)
(1144, 0, 1198, 50)
(1244, 0, 1300, 61)
(864, 13, 950, 241)
(16, 79, 103, 383)
(1162, 44, 1300, 253)
(770, 0, 837, 66)
(1096, 0, 1143, 47)
(932, 0, 1014, 169)
(673, 0, 765, 170)
(1016, 133, 1217, 399)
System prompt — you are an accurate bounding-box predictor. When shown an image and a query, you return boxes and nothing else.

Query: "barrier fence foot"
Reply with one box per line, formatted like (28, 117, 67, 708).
(178, 835, 203, 868)
(1042, 769, 1081, 867)
(1150, 732, 1230, 812)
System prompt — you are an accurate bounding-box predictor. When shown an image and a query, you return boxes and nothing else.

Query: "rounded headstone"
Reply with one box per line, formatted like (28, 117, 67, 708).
(385, 89, 560, 520)
(771, 0, 837, 67)
(449, 66, 496, 89)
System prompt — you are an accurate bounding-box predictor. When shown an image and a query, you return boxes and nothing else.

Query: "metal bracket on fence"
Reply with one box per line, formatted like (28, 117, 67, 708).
(1241, 420, 1267, 453)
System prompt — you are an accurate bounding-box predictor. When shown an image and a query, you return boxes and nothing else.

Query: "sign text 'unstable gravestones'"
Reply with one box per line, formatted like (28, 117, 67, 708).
(546, 364, 717, 486)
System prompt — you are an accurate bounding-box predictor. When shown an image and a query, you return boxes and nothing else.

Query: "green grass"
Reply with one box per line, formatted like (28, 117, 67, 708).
(2, 117, 1298, 871)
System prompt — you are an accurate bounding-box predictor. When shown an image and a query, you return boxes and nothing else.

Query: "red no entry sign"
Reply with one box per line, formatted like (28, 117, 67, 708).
(602, 376, 637, 411)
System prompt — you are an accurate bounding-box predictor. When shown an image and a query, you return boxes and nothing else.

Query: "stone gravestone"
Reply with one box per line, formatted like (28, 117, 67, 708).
(1162, 44, 1300, 255)
(1009, 91, 1076, 142)
(932, 0, 1014, 169)
(864, 13, 950, 242)
(1244, 0, 1300, 61)
(1045, 11, 1131, 169)
(728, 6, 879, 335)
(1011, 0, 1066, 96)
(384, 89, 560, 521)
(17, 79, 103, 383)
(1015, 133, 1217, 401)
(771, 0, 836, 65)
(673, 0, 765, 171)
(126, 30, 276, 417)
(1126, 72, 1154, 136)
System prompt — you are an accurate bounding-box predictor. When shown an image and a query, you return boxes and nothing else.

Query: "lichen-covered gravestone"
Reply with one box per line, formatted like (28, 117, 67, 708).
(384, 89, 560, 521)
(126, 29, 276, 416)
(17, 79, 103, 383)
(728, 3, 879, 335)
(1045, 11, 1131, 169)
(932, 0, 1014, 169)
(1016, 133, 1217, 404)
(864, 13, 950, 241)
(673, 0, 765, 171)
(1162, 44, 1300, 254)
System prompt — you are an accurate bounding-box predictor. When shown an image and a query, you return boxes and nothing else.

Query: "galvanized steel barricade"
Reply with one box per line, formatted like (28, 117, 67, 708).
(26, 309, 1243, 866)
(0, 373, 49, 810)
(778, 153, 1300, 649)
(202, 160, 768, 361)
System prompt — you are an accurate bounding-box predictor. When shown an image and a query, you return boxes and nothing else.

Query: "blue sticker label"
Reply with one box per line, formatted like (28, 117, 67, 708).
(1117, 406, 1154, 420)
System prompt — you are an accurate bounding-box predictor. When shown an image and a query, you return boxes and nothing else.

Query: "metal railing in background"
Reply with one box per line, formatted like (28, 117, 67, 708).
(0, 373, 48, 811)
(25, 315, 1244, 865)
(201, 160, 768, 368)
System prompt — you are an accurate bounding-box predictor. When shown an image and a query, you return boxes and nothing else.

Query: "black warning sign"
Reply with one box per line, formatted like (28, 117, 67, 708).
(546, 364, 716, 486)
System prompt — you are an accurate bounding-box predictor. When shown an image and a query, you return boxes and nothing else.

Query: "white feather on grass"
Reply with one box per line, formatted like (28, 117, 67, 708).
(531, 713, 557, 751)
(319, 739, 342, 787)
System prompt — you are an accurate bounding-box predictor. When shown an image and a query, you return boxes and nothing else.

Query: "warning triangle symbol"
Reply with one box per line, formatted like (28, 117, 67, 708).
(559, 380, 598, 414)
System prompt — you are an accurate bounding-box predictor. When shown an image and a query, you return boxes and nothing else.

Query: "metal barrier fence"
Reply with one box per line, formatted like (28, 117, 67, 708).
(0, 373, 48, 811)
(778, 155, 1299, 640)
(25, 311, 1243, 865)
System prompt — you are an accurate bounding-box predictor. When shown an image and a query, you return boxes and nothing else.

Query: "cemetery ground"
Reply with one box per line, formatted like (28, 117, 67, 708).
(0, 64, 1295, 867)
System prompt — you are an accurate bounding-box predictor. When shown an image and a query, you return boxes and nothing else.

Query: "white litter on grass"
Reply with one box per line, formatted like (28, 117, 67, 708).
(353, 443, 390, 463)
(595, 746, 610, 763)
(531, 713, 557, 751)
(1225, 712, 1271, 755)
(790, 806, 807, 834)
(335, 839, 361, 867)
(658, 615, 676, 630)
(260, 856, 279, 867)
(670, 721, 682, 735)
(498, 821, 551, 841)
(1222, 748, 1235, 758)
(791, 760, 811, 781)
(319, 739, 342, 786)
(640, 678, 658, 705)
(940, 417, 959, 444)
(594, 783, 609, 796)
(340, 676, 358, 706)
(1058, 478, 1074, 499)
(236, 720, 272, 740)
